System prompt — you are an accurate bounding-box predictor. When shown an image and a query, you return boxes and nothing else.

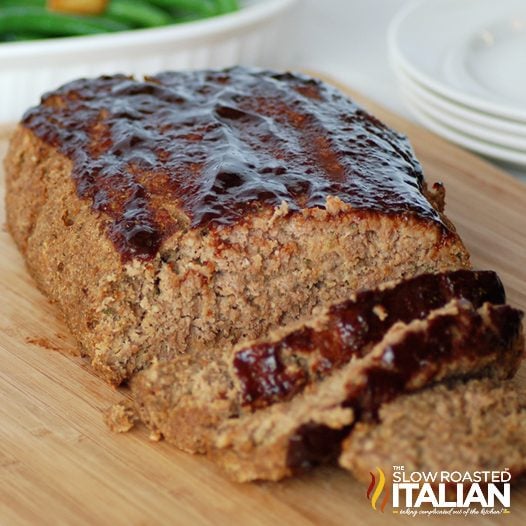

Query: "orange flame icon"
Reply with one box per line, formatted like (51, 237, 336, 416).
(367, 467, 390, 512)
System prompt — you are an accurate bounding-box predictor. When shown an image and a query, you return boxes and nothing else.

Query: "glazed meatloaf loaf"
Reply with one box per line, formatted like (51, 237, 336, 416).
(129, 270, 524, 481)
(5, 67, 470, 384)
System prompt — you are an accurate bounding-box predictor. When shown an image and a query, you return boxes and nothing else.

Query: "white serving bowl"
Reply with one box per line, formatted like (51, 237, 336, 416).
(0, 0, 299, 123)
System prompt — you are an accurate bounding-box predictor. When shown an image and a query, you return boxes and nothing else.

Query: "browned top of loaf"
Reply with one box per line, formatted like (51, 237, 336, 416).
(22, 67, 451, 261)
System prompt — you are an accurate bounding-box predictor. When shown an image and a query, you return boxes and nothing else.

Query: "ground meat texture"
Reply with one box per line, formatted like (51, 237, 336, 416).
(340, 378, 526, 483)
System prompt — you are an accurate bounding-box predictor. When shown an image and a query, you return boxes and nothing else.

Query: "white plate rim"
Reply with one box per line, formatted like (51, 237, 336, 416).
(400, 82, 526, 151)
(403, 96, 526, 166)
(388, 0, 526, 122)
(391, 55, 526, 136)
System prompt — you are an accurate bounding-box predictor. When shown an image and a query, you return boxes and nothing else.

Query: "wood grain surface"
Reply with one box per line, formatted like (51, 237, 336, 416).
(1, 77, 525, 526)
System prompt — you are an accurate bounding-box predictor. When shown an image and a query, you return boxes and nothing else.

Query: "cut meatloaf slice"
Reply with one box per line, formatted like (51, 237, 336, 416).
(233, 269, 505, 410)
(5, 67, 469, 385)
(207, 301, 523, 482)
(339, 378, 526, 483)
(131, 269, 506, 455)
(131, 296, 524, 482)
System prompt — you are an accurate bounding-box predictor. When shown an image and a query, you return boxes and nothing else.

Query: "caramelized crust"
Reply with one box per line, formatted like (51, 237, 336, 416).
(22, 67, 455, 261)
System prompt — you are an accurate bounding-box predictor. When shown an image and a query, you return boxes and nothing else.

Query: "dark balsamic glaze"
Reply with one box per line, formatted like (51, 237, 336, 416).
(23, 67, 448, 261)
(233, 270, 505, 409)
(285, 303, 523, 470)
(343, 303, 523, 421)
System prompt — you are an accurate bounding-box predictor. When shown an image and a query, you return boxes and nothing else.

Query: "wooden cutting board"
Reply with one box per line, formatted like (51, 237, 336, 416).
(1, 77, 525, 526)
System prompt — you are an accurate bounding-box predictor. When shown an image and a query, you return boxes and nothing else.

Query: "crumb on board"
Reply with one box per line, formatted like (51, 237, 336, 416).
(149, 430, 162, 442)
(103, 400, 138, 433)
(26, 337, 62, 353)
(25, 335, 79, 356)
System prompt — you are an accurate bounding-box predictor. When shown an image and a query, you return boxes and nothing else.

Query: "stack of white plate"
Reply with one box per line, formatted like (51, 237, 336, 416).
(388, 0, 526, 166)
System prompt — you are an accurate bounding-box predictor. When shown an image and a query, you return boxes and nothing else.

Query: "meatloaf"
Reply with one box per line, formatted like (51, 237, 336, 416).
(129, 270, 524, 481)
(5, 67, 470, 385)
(340, 378, 526, 482)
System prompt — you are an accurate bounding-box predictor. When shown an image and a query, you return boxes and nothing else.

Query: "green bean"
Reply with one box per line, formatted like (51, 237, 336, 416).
(212, 0, 238, 15)
(0, 6, 131, 36)
(170, 12, 205, 23)
(148, 0, 217, 17)
(1, 30, 42, 41)
(0, 0, 44, 6)
(0, 0, 241, 44)
(106, 0, 173, 28)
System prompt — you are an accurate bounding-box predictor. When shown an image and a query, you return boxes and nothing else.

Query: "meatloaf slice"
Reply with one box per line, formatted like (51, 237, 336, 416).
(130, 293, 524, 482)
(339, 378, 526, 483)
(131, 269, 506, 454)
(5, 67, 469, 384)
(209, 301, 523, 482)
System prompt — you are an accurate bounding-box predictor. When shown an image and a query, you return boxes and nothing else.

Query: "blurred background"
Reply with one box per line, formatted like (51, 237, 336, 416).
(296, 0, 406, 116)
(299, 0, 526, 182)
(1, 0, 524, 180)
